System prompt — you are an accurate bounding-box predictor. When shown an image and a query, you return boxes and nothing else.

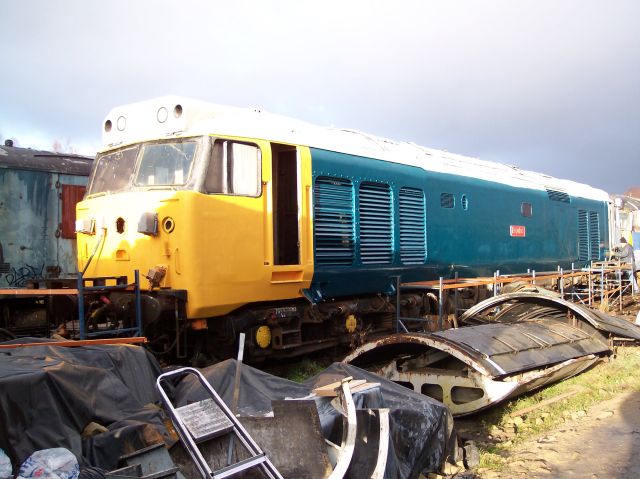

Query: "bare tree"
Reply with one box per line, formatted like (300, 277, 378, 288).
(625, 187, 640, 198)
(51, 138, 78, 154)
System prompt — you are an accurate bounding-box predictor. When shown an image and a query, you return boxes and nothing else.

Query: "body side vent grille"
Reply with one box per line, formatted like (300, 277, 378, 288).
(359, 182, 393, 264)
(399, 187, 427, 264)
(578, 210, 589, 261)
(313, 177, 355, 265)
(546, 188, 571, 203)
(578, 209, 600, 261)
(588, 211, 600, 260)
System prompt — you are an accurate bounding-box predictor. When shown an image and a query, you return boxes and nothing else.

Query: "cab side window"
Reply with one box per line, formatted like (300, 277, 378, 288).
(205, 140, 261, 196)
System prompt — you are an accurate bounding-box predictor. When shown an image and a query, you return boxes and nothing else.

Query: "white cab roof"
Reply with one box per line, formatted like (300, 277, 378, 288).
(102, 95, 609, 202)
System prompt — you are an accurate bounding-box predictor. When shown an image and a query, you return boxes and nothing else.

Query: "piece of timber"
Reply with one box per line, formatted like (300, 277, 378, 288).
(0, 288, 79, 296)
(0, 337, 147, 349)
(509, 387, 584, 418)
(313, 377, 364, 397)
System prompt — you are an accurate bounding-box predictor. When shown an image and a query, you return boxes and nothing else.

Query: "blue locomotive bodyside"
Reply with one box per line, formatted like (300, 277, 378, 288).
(309, 147, 608, 300)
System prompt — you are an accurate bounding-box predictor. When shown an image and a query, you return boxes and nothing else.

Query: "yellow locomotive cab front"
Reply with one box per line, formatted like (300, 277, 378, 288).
(77, 132, 314, 322)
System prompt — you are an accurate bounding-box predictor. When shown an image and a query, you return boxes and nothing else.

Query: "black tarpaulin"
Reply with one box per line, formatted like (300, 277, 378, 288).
(1, 340, 455, 478)
(173, 360, 455, 479)
(0, 339, 170, 472)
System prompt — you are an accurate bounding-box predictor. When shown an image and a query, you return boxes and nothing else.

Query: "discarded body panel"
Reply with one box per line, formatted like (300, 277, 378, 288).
(169, 400, 331, 479)
(106, 443, 184, 479)
(459, 292, 640, 340)
(344, 319, 610, 416)
(324, 380, 357, 479)
(173, 360, 455, 478)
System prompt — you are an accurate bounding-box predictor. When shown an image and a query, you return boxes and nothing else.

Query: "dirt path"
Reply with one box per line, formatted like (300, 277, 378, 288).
(477, 390, 640, 478)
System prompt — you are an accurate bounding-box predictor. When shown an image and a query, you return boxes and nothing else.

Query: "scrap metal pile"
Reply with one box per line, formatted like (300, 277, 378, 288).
(1, 289, 639, 478)
(345, 291, 640, 416)
(0, 340, 455, 479)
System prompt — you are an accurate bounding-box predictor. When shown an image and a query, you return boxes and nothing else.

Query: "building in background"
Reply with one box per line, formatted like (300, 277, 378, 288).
(0, 141, 93, 287)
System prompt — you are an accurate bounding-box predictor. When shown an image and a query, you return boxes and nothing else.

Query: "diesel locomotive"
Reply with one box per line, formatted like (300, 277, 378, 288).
(75, 96, 610, 361)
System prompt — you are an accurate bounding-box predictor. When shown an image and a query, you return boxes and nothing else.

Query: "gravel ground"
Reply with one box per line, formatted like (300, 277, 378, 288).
(476, 389, 640, 478)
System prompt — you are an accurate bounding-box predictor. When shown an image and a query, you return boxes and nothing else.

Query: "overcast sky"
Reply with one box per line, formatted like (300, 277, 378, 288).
(1, 0, 638, 193)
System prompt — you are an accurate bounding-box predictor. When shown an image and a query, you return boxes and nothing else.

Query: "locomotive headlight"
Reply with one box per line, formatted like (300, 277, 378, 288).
(75, 218, 96, 235)
(162, 217, 175, 234)
(157, 107, 168, 123)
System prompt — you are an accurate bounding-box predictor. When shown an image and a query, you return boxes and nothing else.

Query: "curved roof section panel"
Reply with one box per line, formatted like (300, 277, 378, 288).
(432, 320, 609, 377)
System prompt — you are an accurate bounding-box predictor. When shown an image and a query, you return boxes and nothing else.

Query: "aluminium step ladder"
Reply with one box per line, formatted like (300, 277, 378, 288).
(156, 367, 283, 479)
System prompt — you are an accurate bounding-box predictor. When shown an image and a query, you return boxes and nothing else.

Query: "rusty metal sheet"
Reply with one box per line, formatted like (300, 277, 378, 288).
(586, 308, 640, 339)
(343, 291, 626, 416)
(459, 292, 640, 340)
(344, 327, 608, 416)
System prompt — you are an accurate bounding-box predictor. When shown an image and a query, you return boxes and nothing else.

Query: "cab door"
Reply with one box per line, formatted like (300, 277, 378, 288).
(272, 143, 300, 265)
(268, 143, 313, 285)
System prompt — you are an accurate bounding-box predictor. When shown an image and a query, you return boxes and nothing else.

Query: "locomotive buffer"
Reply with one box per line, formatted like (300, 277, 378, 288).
(156, 367, 283, 479)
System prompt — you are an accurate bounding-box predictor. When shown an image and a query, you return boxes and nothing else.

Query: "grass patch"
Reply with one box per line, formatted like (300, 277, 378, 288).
(476, 345, 640, 466)
(478, 450, 505, 469)
(281, 358, 329, 383)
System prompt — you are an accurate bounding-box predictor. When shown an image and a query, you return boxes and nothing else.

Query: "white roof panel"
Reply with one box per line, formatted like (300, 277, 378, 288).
(101, 96, 609, 202)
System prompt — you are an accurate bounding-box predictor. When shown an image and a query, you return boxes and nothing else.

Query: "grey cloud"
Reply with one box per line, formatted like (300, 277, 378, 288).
(0, 0, 638, 192)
